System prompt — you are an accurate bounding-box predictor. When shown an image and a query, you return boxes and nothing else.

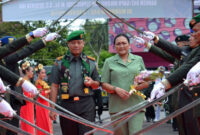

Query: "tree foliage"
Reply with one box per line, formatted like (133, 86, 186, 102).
(82, 19, 114, 70)
(0, 19, 114, 70)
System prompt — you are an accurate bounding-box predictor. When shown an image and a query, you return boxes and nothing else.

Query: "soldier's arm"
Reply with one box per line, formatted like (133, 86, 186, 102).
(0, 65, 24, 87)
(4, 39, 46, 64)
(0, 36, 31, 59)
(154, 37, 182, 59)
(148, 44, 175, 63)
(50, 83, 59, 108)
(49, 63, 60, 121)
(90, 61, 100, 89)
(49, 62, 61, 107)
(164, 48, 200, 88)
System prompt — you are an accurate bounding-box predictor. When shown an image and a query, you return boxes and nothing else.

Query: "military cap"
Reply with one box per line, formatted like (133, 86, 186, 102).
(175, 35, 190, 42)
(0, 36, 16, 46)
(189, 14, 200, 29)
(67, 30, 85, 42)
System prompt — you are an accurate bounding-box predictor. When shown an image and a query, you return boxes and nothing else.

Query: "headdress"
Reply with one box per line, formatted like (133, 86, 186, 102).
(35, 63, 44, 72)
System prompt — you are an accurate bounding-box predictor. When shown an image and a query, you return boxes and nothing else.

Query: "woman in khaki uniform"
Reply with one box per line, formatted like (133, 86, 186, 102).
(101, 33, 146, 135)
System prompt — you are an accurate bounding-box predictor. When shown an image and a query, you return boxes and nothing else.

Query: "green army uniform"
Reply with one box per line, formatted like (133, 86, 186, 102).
(0, 38, 47, 135)
(0, 65, 22, 87)
(101, 53, 145, 135)
(50, 30, 100, 135)
(148, 42, 196, 133)
(0, 37, 29, 59)
(154, 38, 200, 135)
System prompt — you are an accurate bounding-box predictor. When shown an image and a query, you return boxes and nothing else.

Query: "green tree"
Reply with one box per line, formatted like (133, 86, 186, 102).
(82, 19, 113, 70)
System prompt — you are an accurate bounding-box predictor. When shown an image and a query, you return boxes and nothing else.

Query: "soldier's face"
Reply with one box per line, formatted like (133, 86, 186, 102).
(115, 36, 130, 56)
(192, 23, 200, 32)
(189, 31, 200, 48)
(67, 40, 84, 57)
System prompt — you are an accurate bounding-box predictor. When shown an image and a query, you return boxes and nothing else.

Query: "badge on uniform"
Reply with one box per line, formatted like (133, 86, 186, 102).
(61, 83, 68, 92)
(84, 88, 89, 94)
(61, 94, 69, 99)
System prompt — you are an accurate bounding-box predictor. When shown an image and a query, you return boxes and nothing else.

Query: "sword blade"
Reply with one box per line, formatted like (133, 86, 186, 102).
(6, 88, 113, 134)
(85, 83, 183, 135)
(96, 1, 143, 34)
(133, 97, 200, 135)
(47, 0, 81, 30)
(0, 120, 31, 135)
(14, 115, 50, 135)
(38, 94, 98, 126)
(57, 0, 99, 34)
(0, 0, 11, 5)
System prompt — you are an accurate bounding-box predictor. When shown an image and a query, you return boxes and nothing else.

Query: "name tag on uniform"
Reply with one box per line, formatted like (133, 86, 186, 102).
(61, 94, 69, 99)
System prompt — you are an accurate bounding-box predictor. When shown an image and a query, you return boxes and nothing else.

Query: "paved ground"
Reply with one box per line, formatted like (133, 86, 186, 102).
(53, 111, 178, 135)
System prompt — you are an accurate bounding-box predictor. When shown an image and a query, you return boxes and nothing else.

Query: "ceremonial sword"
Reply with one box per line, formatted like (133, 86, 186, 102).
(46, 0, 81, 30)
(5, 87, 113, 134)
(0, 120, 31, 135)
(0, 93, 50, 134)
(14, 114, 51, 135)
(0, 0, 12, 5)
(96, 1, 143, 34)
(133, 97, 200, 135)
(57, 0, 99, 34)
(85, 83, 183, 135)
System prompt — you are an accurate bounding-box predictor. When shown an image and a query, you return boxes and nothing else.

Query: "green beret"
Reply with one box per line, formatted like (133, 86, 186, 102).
(190, 14, 200, 29)
(67, 30, 85, 42)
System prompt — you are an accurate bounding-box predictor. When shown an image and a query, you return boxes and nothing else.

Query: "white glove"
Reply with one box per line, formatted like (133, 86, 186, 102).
(22, 80, 39, 96)
(184, 62, 200, 86)
(32, 27, 48, 38)
(133, 36, 145, 45)
(143, 31, 155, 41)
(0, 78, 6, 93)
(0, 99, 16, 117)
(150, 82, 165, 100)
(44, 32, 59, 42)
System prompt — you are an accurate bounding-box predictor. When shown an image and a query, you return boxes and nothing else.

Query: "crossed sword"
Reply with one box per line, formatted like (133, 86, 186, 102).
(0, 0, 108, 134)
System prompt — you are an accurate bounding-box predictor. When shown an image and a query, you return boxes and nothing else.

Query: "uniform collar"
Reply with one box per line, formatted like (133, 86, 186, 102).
(69, 53, 85, 62)
(113, 53, 136, 65)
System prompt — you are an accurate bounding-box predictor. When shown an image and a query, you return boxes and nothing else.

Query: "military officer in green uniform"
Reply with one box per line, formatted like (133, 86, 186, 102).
(101, 33, 146, 135)
(143, 14, 200, 135)
(49, 30, 100, 135)
(134, 33, 200, 134)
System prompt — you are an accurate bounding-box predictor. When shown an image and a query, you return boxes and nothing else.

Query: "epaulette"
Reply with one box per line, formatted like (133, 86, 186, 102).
(87, 56, 95, 61)
(1, 59, 6, 65)
(56, 56, 64, 61)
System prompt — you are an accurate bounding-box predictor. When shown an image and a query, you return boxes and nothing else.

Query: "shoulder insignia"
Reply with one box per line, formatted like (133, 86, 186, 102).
(56, 56, 64, 61)
(1, 59, 6, 65)
(87, 56, 95, 61)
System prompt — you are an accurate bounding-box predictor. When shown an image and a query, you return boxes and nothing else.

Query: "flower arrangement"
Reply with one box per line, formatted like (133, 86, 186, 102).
(134, 67, 165, 85)
(129, 85, 146, 99)
(129, 66, 165, 99)
(21, 61, 30, 70)
(35, 64, 44, 72)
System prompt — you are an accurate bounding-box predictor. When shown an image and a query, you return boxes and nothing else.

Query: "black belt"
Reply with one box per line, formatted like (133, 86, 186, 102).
(65, 96, 91, 102)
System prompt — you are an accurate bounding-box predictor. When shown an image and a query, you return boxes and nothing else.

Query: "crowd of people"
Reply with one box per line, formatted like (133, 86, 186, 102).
(0, 13, 200, 135)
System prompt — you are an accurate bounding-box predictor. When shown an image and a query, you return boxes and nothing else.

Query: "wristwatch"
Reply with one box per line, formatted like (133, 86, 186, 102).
(29, 31, 35, 39)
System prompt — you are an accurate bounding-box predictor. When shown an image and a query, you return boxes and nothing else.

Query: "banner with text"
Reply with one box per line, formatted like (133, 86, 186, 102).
(3, 0, 192, 21)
